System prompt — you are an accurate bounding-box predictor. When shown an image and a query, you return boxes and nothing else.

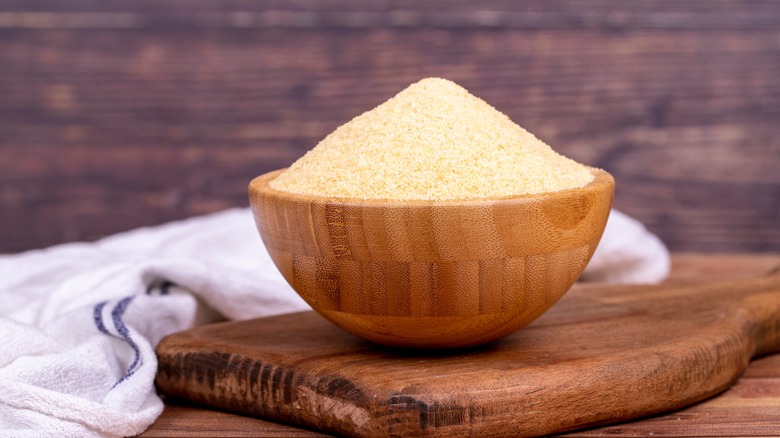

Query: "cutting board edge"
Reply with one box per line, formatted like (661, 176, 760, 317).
(154, 305, 762, 437)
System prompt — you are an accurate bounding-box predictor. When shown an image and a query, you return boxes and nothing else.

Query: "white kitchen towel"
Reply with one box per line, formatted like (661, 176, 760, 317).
(0, 207, 669, 437)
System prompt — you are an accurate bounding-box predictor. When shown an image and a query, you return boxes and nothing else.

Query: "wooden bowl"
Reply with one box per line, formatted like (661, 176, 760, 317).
(249, 168, 614, 348)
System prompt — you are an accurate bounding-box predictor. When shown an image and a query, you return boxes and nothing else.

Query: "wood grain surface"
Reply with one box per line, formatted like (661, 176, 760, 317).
(154, 255, 780, 437)
(248, 168, 613, 347)
(141, 253, 780, 437)
(2, 1, 780, 253)
(147, 358, 780, 438)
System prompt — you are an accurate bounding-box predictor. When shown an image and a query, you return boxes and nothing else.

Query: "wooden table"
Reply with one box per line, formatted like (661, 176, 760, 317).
(141, 253, 780, 437)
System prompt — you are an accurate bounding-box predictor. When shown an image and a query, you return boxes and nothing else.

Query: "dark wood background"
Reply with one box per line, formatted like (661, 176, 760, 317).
(2, 1, 779, 254)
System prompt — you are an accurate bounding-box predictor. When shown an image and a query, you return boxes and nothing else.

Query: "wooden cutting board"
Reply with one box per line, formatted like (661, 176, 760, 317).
(155, 269, 780, 437)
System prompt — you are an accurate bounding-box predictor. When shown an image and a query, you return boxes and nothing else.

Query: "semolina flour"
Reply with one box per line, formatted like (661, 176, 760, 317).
(270, 78, 594, 200)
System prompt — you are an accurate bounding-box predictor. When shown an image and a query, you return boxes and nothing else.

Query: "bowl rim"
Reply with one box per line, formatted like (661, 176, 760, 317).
(249, 167, 614, 207)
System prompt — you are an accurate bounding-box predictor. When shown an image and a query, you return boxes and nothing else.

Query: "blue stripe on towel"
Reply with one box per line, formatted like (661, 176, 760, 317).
(92, 296, 143, 387)
(93, 301, 109, 335)
(111, 296, 142, 385)
(145, 280, 173, 296)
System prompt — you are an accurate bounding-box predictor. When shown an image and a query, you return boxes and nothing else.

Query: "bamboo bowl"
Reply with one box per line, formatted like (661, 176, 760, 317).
(249, 168, 614, 348)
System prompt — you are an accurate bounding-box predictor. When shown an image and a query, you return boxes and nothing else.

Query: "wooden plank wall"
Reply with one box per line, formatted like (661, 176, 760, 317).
(1, 1, 779, 253)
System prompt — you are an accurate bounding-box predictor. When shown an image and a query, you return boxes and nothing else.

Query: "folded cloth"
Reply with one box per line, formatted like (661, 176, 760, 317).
(0, 208, 669, 437)
(584, 209, 671, 284)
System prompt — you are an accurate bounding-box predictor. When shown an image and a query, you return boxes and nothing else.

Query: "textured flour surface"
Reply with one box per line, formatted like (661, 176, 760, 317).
(270, 78, 594, 200)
